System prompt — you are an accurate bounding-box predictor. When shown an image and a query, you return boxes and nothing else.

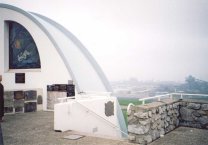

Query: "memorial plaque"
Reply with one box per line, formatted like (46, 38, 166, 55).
(24, 102, 37, 112)
(15, 73, 25, 83)
(47, 84, 75, 92)
(24, 90, 37, 101)
(4, 91, 14, 100)
(66, 84, 75, 97)
(58, 84, 67, 91)
(14, 91, 24, 100)
(4, 107, 13, 113)
(66, 85, 75, 91)
(15, 107, 23, 113)
(67, 92, 75, 97)
(47, 85, 54, 91)
(105, 101, 114, 117)
(14, 99, 24, 107)
(53, 85, 59, 91)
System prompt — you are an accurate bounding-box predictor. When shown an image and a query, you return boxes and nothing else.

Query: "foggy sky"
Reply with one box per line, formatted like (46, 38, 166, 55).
(1, 0, 208, 82)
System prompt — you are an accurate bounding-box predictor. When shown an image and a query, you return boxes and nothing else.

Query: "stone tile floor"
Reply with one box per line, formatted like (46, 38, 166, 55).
(1, 111, 208, 145)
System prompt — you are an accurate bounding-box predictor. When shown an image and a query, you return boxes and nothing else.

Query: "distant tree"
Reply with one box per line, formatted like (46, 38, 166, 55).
(183, 75, 208, 94)
(185, 75, 197, 91)
(185, 75, 196, 84)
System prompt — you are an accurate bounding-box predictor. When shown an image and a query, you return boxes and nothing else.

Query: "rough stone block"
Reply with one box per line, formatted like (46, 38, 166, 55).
(139, 119, 150, 125)
(150, 130, 160, 141)
(187, 103, 201, 110)
(161, 113, 167, 119)
(135, 137, 145, 144)
(192, 111, 201, 117)
(180, 107, 194, 121)
(162, 106, 166, 112)
(168, 110, 173, 116)
(201, 104, 208, 111)
(152, 108, 156, 114)
(128, 116, 138, 125)
(166, 116, 170, 122)
(176, 111, 180, 117)
(157, 123, 162, 130)
(155, 114, 161, 120)
(180, 102, 187, 107)
(164, 121, 169, 128)
(160, 120, 165, 128)
(176, 119, 180, 126)
(172, 118, 178, 125)
(159, 107, 163, 114)
(148, 111, 152, 117)
(169, 119, 174, 125)
(151, 122, 157, 129)
(134, 112, 149, 119)
(128, 124, 150, 135)
(173, 104, 178, 109)
(198, 110, 207, 115)
(198, 116, 208, 125)
(128, 135, 136, 141)
(144, 135, 152, 143)
(159, 128, 165, 136)
(170, 125, 175, 130)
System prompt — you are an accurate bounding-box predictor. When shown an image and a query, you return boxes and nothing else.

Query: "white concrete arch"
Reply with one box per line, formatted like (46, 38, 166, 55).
(0, 4, 112, 93)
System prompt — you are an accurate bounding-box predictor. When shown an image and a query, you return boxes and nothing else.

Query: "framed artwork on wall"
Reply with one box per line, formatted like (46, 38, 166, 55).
(8, 21, 41, 69)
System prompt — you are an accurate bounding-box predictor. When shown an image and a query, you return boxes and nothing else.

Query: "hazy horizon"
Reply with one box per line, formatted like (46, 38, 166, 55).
(1, 0, 208, 82)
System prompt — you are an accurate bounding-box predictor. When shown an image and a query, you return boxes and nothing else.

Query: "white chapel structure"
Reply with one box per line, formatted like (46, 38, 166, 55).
(0, 4, 127, 139)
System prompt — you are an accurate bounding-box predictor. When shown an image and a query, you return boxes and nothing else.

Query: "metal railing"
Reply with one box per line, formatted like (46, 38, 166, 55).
(139, 93, 208, 105)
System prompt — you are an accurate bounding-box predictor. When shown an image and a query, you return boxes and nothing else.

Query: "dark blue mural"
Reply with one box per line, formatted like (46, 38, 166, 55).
(9, 21, 41, 69)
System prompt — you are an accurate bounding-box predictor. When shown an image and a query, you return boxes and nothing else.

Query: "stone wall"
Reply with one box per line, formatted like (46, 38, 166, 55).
(127, 99, 208, 145)
(179, 100, 208, 129)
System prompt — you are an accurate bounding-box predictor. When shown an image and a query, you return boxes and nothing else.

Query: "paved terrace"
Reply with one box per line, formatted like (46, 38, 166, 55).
(0, 111, 208, 145)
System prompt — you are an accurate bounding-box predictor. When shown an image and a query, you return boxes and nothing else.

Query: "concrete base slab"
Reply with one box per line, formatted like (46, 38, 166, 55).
(63, 134, 84, 140)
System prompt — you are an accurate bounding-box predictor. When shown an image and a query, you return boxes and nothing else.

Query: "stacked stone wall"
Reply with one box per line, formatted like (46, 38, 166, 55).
(179, 101, 208, 129)
(127, 100, 208, 145)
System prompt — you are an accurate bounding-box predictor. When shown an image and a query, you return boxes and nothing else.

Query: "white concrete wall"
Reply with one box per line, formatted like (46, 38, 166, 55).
(0, 8, 71, 110)
(54, 96, 125, 139)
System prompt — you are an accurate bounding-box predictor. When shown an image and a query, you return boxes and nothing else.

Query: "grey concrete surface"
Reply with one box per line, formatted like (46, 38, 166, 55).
(150, 127, 208, 145)
(1, 111, 208, 145)
(1, 111, 132, 145)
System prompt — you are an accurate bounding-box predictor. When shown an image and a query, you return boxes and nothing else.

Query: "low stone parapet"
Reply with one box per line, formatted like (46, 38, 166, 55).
(179, 100, 208, 129)
(127, 99, 208, 144)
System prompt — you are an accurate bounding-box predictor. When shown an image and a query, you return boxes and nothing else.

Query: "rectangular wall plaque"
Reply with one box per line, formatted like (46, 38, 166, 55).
(24, 90, 37, 101)
(15, 73, 25, 83)
(14, 91, 24, 100)
(24, 102, 37, 112)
